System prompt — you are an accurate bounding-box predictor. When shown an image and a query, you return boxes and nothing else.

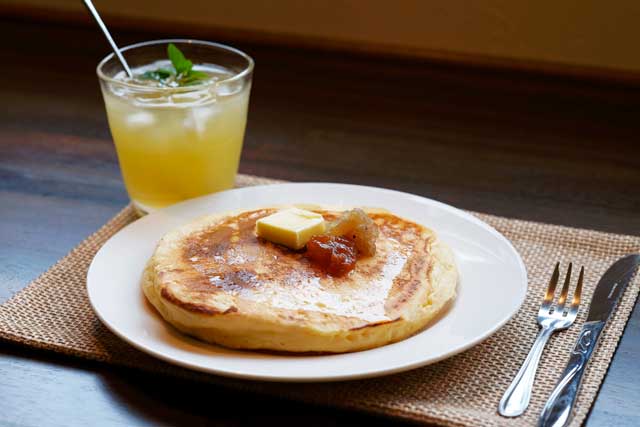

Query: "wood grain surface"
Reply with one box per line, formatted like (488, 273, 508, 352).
(0, 17, 638, 427)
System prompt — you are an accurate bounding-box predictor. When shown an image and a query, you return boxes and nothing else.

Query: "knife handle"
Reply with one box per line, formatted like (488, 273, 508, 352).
(538, 321, 605, 427)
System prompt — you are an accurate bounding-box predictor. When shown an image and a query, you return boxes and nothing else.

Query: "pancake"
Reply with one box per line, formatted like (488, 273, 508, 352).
(142, 205, 458, 353)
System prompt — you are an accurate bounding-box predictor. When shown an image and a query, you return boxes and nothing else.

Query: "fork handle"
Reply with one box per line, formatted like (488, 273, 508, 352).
(538, 321, 605, 427)
(499, 326, 555, 417)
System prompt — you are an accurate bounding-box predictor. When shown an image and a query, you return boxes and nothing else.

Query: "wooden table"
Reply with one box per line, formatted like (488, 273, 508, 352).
(1, 17, 639, 427)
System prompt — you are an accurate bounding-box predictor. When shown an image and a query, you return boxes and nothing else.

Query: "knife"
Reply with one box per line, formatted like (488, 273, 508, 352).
(538, 254, 640, 427)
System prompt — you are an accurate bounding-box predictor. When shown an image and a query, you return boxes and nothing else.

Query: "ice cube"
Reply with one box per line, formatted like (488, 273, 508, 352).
(217, 80, 244, 96)
(171, 89, 216, 106)
(183, 105, 219, 133)
(125, 111, 155, 128)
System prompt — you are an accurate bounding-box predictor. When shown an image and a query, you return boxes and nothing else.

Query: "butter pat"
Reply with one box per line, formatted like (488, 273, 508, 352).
(256, 208, 326, 250)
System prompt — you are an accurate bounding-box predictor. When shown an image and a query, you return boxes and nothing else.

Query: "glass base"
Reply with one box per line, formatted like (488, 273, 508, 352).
(131, 200, 155, 217)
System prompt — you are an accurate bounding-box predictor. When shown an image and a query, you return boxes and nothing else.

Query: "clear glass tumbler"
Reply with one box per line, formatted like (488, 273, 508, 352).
(97, 39, 253, 215)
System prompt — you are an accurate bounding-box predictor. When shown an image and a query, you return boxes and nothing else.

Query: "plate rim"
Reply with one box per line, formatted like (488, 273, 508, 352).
(87, 182, 528, 382)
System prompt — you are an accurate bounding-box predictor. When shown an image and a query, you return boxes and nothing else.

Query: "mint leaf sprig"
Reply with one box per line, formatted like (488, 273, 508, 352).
(140, 68, 172, 82)
(138, 43, 210, 87)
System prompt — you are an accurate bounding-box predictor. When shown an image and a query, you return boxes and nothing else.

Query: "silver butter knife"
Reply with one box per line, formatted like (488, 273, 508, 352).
(539, 254, 640, 427)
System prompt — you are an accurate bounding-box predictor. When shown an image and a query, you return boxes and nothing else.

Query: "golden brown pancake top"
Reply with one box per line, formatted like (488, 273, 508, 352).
(162, 209, 433, 328)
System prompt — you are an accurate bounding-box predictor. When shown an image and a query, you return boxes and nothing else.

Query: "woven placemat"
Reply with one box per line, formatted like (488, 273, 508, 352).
(1, 174, 638, 426)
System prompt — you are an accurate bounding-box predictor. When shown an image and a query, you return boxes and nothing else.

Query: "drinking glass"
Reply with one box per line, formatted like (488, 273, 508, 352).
(97, 39, 253, 215)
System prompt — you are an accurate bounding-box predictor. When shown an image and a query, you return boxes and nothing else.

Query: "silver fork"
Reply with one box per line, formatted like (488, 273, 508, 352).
(498, 263, 583, 417)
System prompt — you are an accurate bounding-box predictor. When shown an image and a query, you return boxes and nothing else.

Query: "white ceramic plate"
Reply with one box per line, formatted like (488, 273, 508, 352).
(87, 183, 527, 382)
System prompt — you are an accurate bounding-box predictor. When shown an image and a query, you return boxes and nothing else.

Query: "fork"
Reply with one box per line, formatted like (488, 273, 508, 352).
(498, 263, 583, 417)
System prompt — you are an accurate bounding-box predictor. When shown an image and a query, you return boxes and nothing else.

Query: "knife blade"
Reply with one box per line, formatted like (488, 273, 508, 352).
(539, 254, 640, 427)
(586, 254, 639, 322)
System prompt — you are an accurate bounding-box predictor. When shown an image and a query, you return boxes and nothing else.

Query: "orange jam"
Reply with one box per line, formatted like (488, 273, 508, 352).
(306, 235, 357, 276)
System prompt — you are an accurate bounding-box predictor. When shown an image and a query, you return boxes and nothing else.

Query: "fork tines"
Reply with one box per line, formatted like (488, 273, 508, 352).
(541, 263, 583, 318)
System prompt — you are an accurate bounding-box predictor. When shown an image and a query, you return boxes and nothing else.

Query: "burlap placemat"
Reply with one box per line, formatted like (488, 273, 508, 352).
(1, 174, 638, 426)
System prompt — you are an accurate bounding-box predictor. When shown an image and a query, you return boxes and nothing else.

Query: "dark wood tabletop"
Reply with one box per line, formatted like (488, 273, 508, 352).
(1, 17, 639, 427)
